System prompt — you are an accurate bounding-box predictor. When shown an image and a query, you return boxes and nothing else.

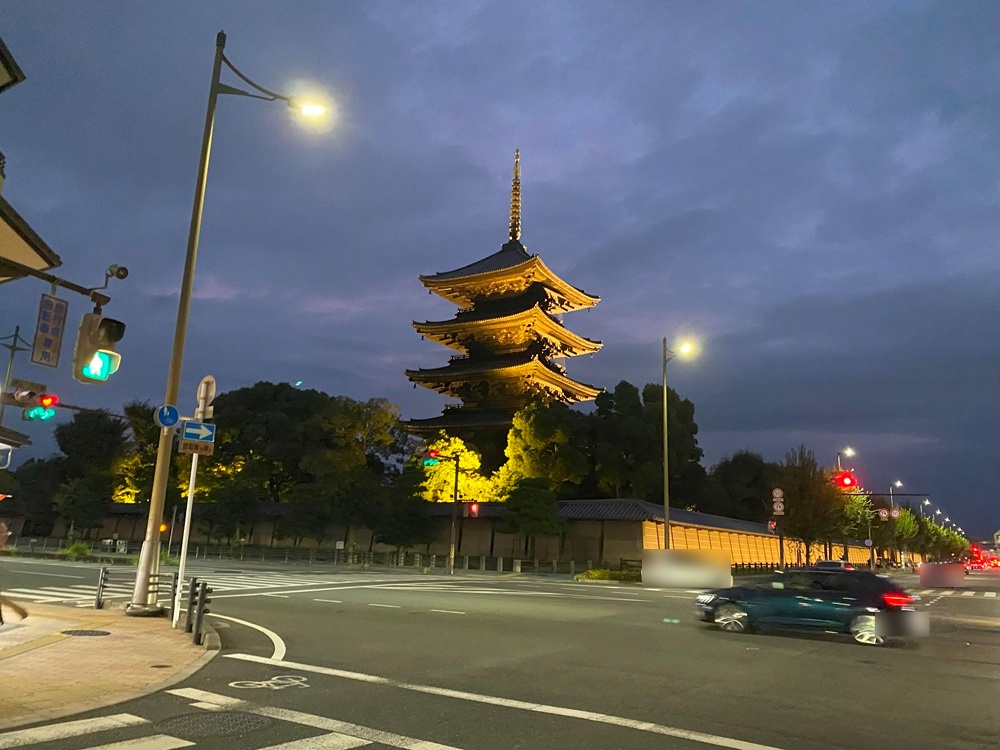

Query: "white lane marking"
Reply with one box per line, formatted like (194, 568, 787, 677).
(167, 688, 246, 707)
(368, 603, 401, 609)
(367, 586, 652, 604)
(0, 714, 148, 748)
(961, 591, 976, 597)
(314, 599, 343, 603)
(430, 609, 466, 615)
(264, 594, 290, 598)
(212, 583, 408, 600)
(225, 654, 786, 750)
(940, 590, 956, 595)
(256, 733, 370, 749)
(169, 689, 459, 750)
(256, 706, 460, 750)
(206, 613, 286, 661)
(11, 570, 85, 579)
(917, 589, 936, 595)
(83, 734, 195, 750)
(985, 592, 997, 598)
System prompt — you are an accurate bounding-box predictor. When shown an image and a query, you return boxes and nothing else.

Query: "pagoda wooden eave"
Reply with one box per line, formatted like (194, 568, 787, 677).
(420, 255, 599, 312)
(405, 356, 601, 404)
(413, 303, 603, 357)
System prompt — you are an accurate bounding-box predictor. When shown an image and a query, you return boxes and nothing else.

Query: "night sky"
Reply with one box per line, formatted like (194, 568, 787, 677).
(1, 2, 997, 537)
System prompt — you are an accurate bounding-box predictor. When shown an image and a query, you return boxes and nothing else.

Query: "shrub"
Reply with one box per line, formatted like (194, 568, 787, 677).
(62, 541, 92, 561)
(575, 568, 641, 582)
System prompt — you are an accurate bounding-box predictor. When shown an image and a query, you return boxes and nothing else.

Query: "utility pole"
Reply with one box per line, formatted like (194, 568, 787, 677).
(0, 326, 30, 425)
(448, 455, 460, 575)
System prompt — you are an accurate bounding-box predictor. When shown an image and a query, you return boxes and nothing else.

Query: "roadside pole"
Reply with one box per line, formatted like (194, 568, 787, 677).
(172, 375, 216, 627)
(447, 455, 460, 575)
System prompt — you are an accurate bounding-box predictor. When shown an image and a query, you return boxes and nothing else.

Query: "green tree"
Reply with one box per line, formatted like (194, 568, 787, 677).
(55, 410, 128, 481)
(12, 458, 63, 535)
(498, 477, 565, 558)
(53, 472, 113, 539)
(505, 402, 589, 494)
(417, 433, 495, 503)
(777, 445, 843, 563)
(706, 450, 781, 521)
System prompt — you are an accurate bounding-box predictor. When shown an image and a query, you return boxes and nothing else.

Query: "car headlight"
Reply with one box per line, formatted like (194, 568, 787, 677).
(695, 594, 716, 604)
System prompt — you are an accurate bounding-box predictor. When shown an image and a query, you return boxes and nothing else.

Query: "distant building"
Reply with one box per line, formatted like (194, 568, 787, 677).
(406, 151, 601, 463)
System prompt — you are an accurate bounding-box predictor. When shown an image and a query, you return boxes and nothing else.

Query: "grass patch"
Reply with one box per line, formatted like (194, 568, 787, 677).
(575, 568, 641, 582)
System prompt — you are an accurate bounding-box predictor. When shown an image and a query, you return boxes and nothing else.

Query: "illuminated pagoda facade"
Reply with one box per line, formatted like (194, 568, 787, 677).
(405, 151, 601, 462)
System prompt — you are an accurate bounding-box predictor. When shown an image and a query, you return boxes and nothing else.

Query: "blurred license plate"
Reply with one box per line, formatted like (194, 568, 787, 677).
(875, 611, 930, 637)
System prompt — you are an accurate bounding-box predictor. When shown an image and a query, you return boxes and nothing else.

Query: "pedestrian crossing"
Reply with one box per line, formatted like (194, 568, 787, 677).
(1, 573, 451, 605)
(915, 589, 997, 598)
(0, 687, 465, 749)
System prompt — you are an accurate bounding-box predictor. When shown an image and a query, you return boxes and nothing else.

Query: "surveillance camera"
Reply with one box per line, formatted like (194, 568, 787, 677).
(107, 264, 129, 280)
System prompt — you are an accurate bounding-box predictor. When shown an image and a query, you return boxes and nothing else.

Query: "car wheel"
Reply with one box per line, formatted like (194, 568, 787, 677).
(714, 603, 749, 633)
(850, 615, 885, 646)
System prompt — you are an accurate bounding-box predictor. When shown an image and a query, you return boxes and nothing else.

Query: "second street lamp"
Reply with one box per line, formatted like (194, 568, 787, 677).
(129, 32, 326, 615)
(662, 337, 696, 549)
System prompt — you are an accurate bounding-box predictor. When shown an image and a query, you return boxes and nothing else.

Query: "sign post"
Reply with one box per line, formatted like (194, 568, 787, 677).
(771, 488, 785, 566)
(172, 375, 216, 627)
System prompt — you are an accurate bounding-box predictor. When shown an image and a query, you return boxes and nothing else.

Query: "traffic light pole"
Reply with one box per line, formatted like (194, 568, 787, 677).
(129, 33, 226, 616)
(0, 326, 29, 425)
(448, 456, 460, 576)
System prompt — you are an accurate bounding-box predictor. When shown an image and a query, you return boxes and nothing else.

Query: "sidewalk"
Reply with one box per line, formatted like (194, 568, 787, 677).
(0, 601, 216, 730)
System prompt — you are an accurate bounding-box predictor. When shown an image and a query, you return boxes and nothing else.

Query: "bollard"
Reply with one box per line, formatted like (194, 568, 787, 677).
(415, 554, 422, 568)
(463, 555, 469, 571)
(310, 550, 315, 565)
(94, 566, 108, 609)
(184, 577, 199, 633)
(497, 557, 504, 573)
(551, 559, 558, 574)
(513, 559, 521, 573)
(586, 559, 593, 571)
(284, 550, 289, 563)
(193, 581, 213, 646)
(570, 560, 576, 576)
(533, 559, 539, 574)
(430, 554, 437, 569)
(480, 556, 487, 571)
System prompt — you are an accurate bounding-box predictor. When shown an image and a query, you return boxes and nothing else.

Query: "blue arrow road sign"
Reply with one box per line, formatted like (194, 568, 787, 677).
(181, 421, 216, 442)
(154, 405, 179, 428)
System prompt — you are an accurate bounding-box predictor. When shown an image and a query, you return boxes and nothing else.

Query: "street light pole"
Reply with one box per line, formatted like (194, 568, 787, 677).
(128, 32, 227, 615)
(662, 337, 671, 549)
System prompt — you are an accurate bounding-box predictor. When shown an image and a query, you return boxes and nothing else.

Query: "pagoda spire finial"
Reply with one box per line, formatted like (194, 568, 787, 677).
(509, 149, 521, 241)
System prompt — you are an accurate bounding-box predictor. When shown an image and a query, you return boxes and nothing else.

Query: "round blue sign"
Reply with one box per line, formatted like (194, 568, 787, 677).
(864, 539, 873, 547)
(154, 404, 180, 428)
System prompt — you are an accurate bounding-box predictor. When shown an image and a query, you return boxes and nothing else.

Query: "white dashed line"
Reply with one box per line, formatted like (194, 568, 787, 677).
(961, 591, 976, 597)
(367, 603, 401, 609)
(430, 609, 466, 615)
(313, 599, 343, 603)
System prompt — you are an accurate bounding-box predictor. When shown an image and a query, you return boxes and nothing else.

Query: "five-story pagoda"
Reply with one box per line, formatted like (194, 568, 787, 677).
(405, 151, 601, 460)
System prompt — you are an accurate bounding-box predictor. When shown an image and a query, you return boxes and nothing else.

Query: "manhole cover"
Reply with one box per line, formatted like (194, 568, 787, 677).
(60, 630, 111, 637)
(157, 712, 272, 738)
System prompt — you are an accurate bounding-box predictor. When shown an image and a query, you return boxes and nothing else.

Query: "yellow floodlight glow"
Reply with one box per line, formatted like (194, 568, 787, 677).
(299, 102, 325, 117)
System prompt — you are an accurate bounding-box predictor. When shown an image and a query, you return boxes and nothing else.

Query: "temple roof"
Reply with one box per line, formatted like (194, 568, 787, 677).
(420, 249, 599, 312)
(414, 301, 602, 357)
(405, 352, 601, 404)
(404, 407, 517, 434)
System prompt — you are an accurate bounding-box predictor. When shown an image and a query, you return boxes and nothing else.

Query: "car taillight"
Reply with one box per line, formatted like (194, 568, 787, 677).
(882, 593, 914, 608)
(844, 565, 854, 571)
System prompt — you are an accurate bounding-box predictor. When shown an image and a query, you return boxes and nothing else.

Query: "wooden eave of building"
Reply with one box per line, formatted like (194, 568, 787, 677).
(404, 407, 517, 435)
(420, 246, 598, 313)
(0, 193, 62, 284)
(405, 355, 601, 403)
(413, 302, 602, 357)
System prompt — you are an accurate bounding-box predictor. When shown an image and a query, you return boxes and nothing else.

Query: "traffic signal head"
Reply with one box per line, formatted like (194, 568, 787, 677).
(767, 520, 777, 531)
(158, 522, 169, 533)
(422, 449, 441, 466)
(18, 392, 59, 421)
(73, 312, 125, 383)
(469, 502, 479, 518)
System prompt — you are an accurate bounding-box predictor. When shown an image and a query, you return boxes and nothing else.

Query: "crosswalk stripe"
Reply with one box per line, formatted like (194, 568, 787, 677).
(917, 589, 935, 595)
(82, 734, 195, 750)
(257, 732, 370, 749)
(961, 591, 976, 596)
(0, 714, 147, 749)
(985, 592, 997, 598)
(940, 590, 955, 595)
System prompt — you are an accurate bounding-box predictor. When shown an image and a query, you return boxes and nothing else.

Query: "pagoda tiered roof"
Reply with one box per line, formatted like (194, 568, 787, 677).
(405, 352, 600, 408)
(420, 239, 599, 313)
(414, 300, 602, 357)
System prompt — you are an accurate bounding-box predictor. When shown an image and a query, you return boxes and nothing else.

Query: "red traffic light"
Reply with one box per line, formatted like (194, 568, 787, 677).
(833, 470, 857, 488)
(427, 449, 440, 458)
(469, 502, 479, 518)
(38, 394, 59, 408)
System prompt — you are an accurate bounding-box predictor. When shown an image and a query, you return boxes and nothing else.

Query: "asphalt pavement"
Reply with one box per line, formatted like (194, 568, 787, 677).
(1, 557, 998, 750)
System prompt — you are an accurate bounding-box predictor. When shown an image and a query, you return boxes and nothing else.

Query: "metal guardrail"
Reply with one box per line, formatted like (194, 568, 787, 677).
(94, 565, 173, 609)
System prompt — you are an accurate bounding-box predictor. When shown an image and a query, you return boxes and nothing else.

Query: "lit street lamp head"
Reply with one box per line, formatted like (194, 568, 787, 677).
(843, 447, 855, 457)
(893, 479, 903, 488)
(289, 98, 326, 116)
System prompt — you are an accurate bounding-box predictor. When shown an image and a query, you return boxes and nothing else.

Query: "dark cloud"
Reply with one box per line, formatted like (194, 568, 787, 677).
(1, 0, 996, 536)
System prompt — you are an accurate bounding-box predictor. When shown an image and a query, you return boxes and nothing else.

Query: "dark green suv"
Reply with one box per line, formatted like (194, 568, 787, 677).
(694, 568, 925, 646)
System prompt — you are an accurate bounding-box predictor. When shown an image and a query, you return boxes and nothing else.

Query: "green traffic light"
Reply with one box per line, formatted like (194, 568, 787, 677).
(81, 350, 120, 381)
(422, 459, 440, 466)
(22, 406, 56, 421)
